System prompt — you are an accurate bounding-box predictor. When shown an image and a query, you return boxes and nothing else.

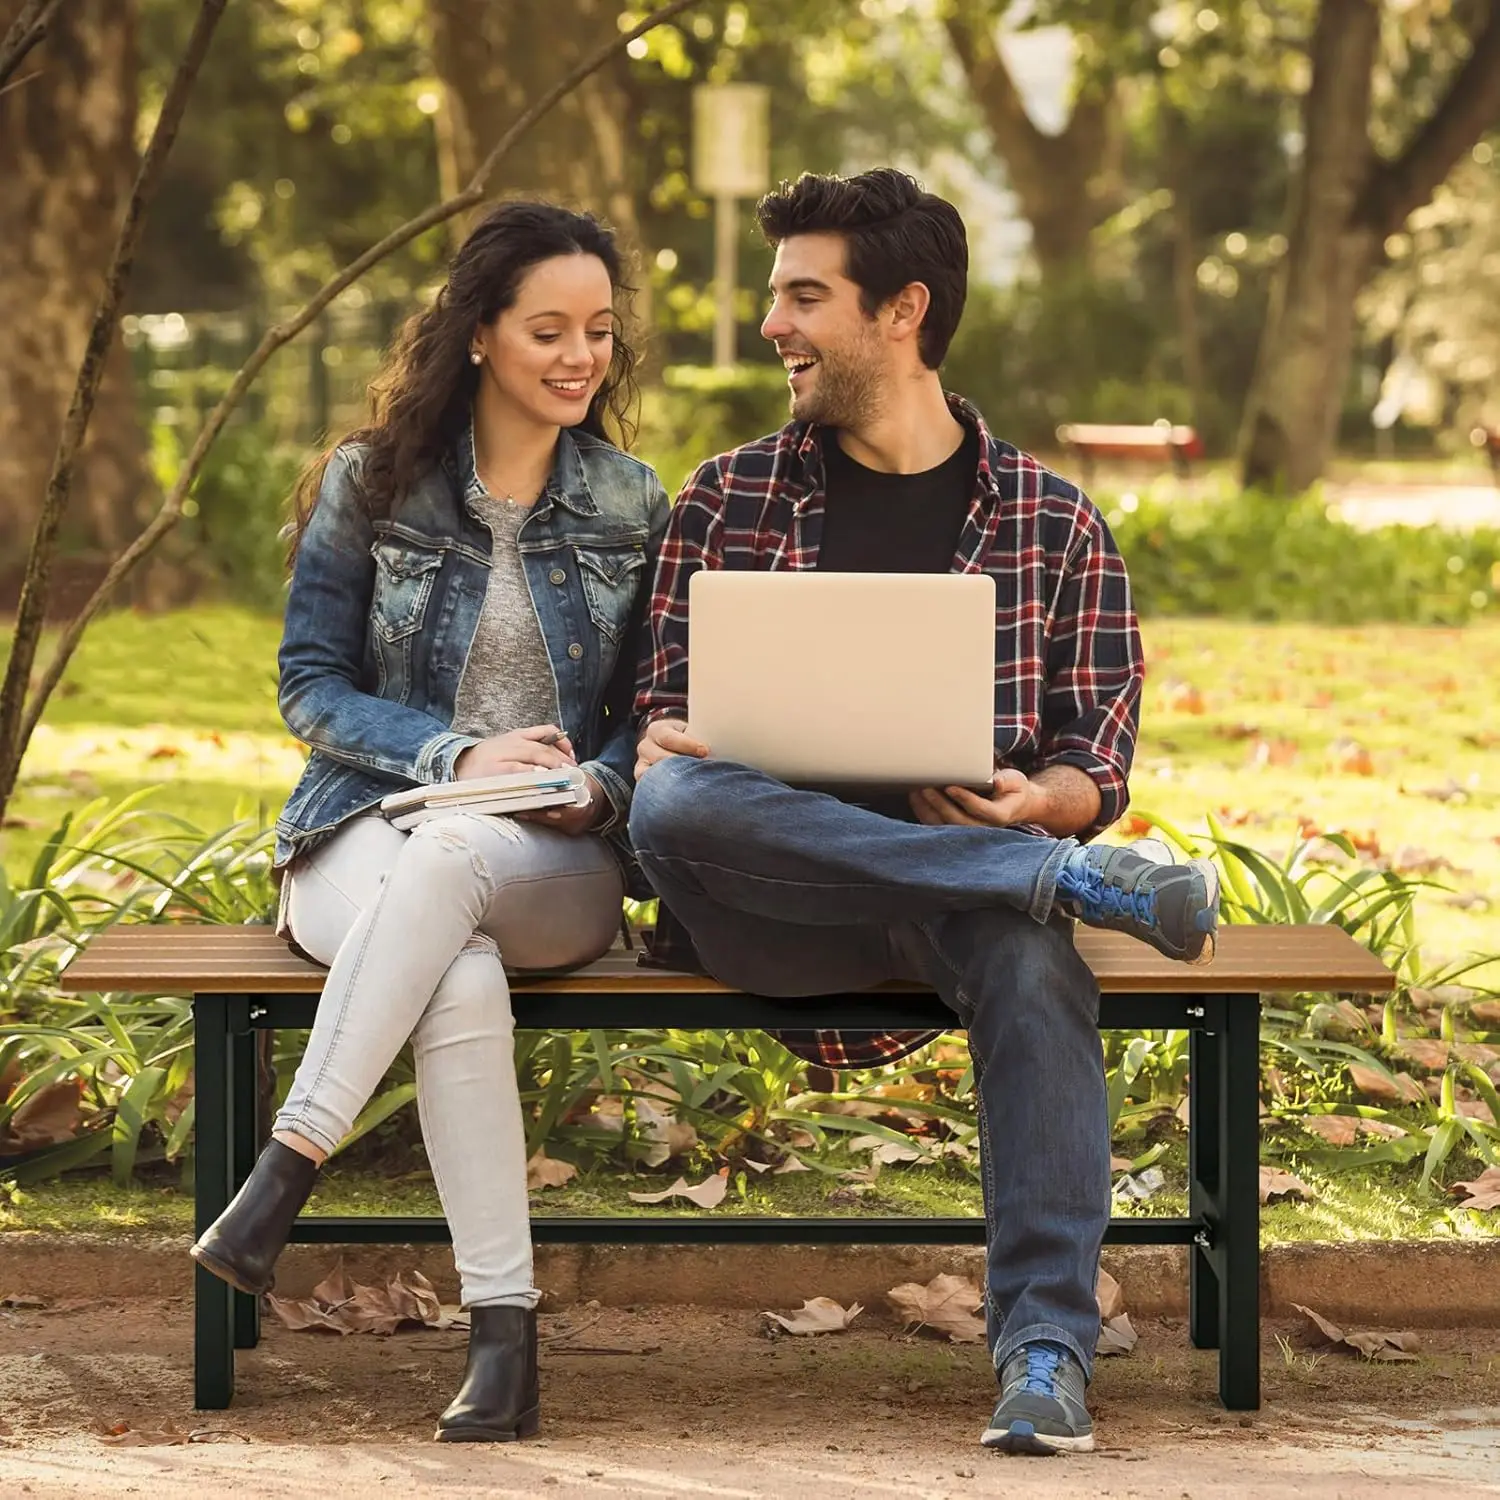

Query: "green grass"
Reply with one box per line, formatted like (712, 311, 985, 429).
(4, 606, 1495, 975)
(4, 1154, 1495, 1244)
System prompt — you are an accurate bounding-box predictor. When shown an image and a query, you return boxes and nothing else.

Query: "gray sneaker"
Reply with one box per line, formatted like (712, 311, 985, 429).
(981, 1342, 1094, 1455)
(1053, 837, 1219, 965)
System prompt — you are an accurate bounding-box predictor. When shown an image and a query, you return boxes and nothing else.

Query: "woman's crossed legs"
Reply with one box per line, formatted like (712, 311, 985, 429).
(274, 812, 623, 1306)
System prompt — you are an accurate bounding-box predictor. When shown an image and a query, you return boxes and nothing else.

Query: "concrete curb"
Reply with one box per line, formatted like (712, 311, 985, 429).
(4, 1233, 1497, 1325)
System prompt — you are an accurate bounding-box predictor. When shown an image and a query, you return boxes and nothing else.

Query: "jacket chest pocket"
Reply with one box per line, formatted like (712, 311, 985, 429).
(372, 542, 444, 643)
(574, 544, 646, 643)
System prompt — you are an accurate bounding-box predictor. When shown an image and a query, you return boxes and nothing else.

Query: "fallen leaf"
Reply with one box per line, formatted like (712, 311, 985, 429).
(1109, 1154, 1132, 1173)
(761, 1297, 863, 1335)
(1293, 1304, 1420, 1362)
(99, 1424, 189, 1447)
(0, 1294, 46, 1310)
(1162, 680, 1206, 714)
(1211, 723, 1260, 743)
(634, 1098, 698, 1168)
(848, 1134, 924, 1166)
(1347, 1064, 1425, 1105)
(267, 1260, 466, 1336)
(1452, 1167, 1500, 1211)
(2, 1079, 83, 1150)
(1395, 1039, 1451, 1072)
(527, 1151, 578, 1191)
(1328, 738, 1374, 776)
(147, 744, 185, 760)
(1212, 804, 1264, 825)
(627, 1169, 728, 1209)
(1298, 1115, 1406, 1147)
(1095, 1268, 1125, 1322)
(1388, 846, 1459, 877)
(1249, 737, 1299, 769)
(1113, 1167, 1167, 1203)
(1301, 1115, 1358, 1147)
(1259, 1166, 1313, 1204)
(772, 1156, 811, 1175)
(886, 1273, 986, 1343)
(1472, 1001, 1500, 1029)
(1096, 1314, 1138, 1356)
(1402, 778, 1468, 804)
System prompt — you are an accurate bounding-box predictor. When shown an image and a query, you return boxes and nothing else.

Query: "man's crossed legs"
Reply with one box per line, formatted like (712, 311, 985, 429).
(628, 756, 1144, 1453)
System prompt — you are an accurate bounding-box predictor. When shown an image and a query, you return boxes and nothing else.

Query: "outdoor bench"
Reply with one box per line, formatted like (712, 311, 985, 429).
(1056, 420, 1204, 482)
(61, 923, 1395, 1414)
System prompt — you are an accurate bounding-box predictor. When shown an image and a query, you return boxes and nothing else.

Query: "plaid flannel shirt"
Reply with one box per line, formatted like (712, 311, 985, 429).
(634, 394, 1144, 1068)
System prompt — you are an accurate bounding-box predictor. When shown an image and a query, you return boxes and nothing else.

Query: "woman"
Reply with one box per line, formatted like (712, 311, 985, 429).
(190, 202, 668, 1443)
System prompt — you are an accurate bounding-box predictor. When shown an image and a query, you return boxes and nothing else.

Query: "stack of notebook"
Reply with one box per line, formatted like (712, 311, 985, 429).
(379, 766, 590, 831)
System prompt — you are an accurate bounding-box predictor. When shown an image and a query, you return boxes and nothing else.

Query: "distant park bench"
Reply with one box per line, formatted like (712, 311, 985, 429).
(1057, 421, 1204, 483)
(61, 923, 1396, 1416)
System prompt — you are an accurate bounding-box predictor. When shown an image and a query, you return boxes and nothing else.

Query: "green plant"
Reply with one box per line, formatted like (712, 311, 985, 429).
(2, 795, 277, 1185)
(1106, 484, 1499, 625)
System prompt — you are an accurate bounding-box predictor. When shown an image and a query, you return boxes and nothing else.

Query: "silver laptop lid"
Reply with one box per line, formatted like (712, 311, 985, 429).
(687, 570, 996, 790)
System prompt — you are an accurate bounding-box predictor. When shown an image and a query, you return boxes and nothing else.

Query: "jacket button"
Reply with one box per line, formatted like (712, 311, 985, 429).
(549, 568, 566, 585)
(568, 642, 583, 660)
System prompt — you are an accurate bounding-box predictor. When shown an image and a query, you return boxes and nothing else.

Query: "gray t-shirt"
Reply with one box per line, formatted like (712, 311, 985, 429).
(450, 494, 561, 738)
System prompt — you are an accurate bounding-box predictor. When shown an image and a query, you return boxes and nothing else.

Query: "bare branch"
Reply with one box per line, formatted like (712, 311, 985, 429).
(1358, 2, 1500, 236)
(0, 0, 227, 805)
(16, 0, 708, 754)
(0, 0, 65, 90)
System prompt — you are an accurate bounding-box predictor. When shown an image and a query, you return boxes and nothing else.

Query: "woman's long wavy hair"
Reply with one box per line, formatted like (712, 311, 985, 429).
(288, 201, 640, 555)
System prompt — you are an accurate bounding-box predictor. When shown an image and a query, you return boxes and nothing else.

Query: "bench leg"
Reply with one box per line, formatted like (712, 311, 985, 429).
(1217, 998, 1261, 1410)
(1188, 1023, 1221, 1351)
(230, 1013, 262, 1351)
(193, 994, 237, 1409)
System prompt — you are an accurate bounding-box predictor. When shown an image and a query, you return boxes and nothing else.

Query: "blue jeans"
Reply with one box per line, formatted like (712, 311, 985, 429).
(628, 757, 1110, 1379)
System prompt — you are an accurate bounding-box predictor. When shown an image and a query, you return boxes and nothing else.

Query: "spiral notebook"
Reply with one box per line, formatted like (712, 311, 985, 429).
(379, 766, 590, 831)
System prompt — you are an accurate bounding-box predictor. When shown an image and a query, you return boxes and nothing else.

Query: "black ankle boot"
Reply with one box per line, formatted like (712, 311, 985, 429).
(435, 1306, 540, 1442)
(189, 1139, 318, 1295)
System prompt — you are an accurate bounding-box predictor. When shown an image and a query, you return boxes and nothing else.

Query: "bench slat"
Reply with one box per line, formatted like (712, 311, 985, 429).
(58, 923, 1395, 995)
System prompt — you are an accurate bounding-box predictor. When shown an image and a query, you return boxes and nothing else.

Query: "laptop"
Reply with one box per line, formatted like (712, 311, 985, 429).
(687, 570, 997, 790)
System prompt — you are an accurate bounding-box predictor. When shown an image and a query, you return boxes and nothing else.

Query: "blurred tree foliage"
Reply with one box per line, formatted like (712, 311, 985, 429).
(99, 0, 1500, 557)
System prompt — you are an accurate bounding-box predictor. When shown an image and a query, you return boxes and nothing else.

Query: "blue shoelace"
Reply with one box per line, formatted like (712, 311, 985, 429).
(1057, 860, 1157, 927)
(1018, 1343, 1063, 1398)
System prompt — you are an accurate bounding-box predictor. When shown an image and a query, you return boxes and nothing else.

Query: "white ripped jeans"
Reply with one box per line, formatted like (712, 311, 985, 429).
(273, 812, 624, 1308)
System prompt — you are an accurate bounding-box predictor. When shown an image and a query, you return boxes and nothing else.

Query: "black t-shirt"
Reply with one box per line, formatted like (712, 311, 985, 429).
(816, 425, 978, 574)
(815, 424, 980, 820)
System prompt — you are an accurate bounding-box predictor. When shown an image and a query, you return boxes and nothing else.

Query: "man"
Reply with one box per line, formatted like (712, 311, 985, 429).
(627, 168, 1218, 1455)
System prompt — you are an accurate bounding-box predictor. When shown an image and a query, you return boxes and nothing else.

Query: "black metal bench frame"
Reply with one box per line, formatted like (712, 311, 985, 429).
(192, 984, 1261, 1412)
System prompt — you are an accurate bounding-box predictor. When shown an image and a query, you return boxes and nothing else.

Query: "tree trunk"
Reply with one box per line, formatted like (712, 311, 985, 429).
(426, 0, 645, 263)
(1240, 0, 1500, 490)
(0, 0, 154, 596)
(944, 5, 1117, 281)
(1239, 0, 1380, 491)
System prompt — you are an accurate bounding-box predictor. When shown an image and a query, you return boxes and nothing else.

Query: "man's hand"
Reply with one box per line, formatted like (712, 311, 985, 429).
(910, 768, 1043, 829)
(634, 717, 710, 781)
(518, 772, 607, 836)
(455, 725, 576, 779)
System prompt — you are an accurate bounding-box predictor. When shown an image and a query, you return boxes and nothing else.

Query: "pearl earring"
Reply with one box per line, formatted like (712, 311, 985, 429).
(470, 351, 482, 366)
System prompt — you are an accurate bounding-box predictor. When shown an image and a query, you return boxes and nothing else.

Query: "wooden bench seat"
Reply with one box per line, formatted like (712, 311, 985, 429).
(62, 923, 1395, 1414)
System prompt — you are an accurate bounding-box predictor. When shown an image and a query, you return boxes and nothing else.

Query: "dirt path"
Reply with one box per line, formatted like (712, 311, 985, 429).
(2, 1299, 1497, 1497)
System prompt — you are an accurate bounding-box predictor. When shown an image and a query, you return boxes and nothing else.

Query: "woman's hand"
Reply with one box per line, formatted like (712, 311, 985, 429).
(518, 772, 608, 836)
(454, 724, 576, 779)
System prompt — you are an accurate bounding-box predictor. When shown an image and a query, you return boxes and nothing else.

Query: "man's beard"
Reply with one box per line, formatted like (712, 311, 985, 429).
(789, 337, 884, 429)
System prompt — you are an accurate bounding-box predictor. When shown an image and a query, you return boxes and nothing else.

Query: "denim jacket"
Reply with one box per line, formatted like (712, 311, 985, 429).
(273, 422, 669, 874)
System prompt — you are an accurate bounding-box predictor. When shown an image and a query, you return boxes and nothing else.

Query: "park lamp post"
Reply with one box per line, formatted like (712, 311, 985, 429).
(691, 82, 770, 368)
